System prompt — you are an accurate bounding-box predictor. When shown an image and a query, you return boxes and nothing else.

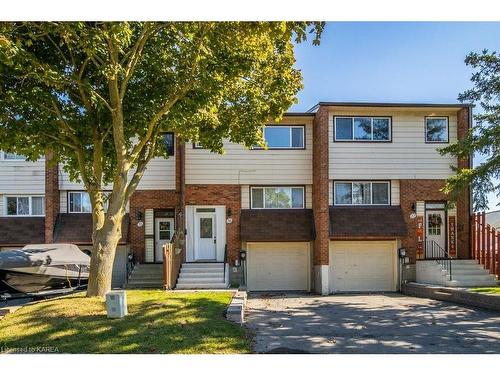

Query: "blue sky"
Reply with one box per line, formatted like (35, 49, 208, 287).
(291, 22, 500, 211)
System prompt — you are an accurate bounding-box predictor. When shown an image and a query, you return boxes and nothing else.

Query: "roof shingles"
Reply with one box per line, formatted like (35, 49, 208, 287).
(329, 206, 407, 238)
(240, 209, 315, 242)
(0, 217, 45, 246)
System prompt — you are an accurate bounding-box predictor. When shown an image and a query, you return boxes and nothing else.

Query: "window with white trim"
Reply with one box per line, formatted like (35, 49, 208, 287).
(5, 196, 45, 216)
(0, 151, 26, 161)
(255, 125, 305, 149)
(251, 186, 304, 209)
(425, 117, 448, 143)
(69, 191, 109, 213)
(334, 181, 390, 205)
(334, 117, 391, 141)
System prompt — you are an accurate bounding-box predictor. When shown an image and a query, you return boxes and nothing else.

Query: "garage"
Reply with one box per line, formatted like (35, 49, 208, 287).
(329, 240, 397, 292)
(246, 242, 311, 291)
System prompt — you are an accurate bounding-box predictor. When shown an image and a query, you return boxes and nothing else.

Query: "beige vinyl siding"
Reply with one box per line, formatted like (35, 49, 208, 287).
(60, 191, 68, 213)
(0, 160, 45, 194)
(328, 108, 459, 180)
(305, 185, 312, 209)
(0, 195, 3, 215)
(144, 209, 154, 263)
(391, 180, 400, 205)
(185, 117, 313, 185)
(60, 156, 175, 191)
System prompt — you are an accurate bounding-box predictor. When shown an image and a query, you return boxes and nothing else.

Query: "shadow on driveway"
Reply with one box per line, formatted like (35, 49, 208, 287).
(245, 292, 500, 354)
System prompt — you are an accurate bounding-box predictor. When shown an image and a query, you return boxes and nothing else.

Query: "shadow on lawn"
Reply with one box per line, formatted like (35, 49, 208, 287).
(246, 293, 500, 354)
(0, 292, 250, 354)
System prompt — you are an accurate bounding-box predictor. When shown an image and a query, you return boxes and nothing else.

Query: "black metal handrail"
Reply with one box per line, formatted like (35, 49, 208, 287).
(425, 240, 452, 281)
(223, 244, 228, 282)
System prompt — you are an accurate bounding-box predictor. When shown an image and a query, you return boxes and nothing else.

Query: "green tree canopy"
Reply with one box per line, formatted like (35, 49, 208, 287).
(0, 22, 323, 296)
(441, 49, 500, 211)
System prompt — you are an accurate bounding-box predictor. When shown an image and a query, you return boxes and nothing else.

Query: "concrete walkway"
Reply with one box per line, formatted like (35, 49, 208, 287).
(245, 293, 500, 354)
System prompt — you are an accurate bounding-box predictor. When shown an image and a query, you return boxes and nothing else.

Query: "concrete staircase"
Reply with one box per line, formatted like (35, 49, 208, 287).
(126, 263, 163, 289)
(416, 259, 498, 287)
(176, 262, 229, 289)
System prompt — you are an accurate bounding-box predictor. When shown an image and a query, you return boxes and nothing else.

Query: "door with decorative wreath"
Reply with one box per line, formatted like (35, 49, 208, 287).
(425, 204, 447, 258)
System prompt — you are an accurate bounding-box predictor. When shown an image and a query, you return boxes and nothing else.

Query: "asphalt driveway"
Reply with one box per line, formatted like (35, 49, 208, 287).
(245, 293, 500, 354)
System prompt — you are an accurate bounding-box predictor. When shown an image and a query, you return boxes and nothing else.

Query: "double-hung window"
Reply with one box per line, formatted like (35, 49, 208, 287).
(251, 187, 304, 209)
(334, 117, 391, 141)
(425, 117, 448, 143)
(69, 191, 109, 213)
(334, 181, 390, 206)
(5, 196, 44, 216)
(256, 125, 305, 149)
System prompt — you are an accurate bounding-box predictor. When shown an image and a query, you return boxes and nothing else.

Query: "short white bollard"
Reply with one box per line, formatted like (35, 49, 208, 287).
(105, 290, 128, 318)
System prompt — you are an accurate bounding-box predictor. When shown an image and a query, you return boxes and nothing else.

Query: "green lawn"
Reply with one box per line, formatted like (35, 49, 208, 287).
(469, 287, 500, 295)
(0, 290, 251, 354)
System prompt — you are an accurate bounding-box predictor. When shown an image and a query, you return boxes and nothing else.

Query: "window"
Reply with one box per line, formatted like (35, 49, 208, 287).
(5, 196, 44, 216)
(334, 182, 390, 205)
(69, 191, 109, 213)
(257, 125, 305, 149)
(192, 142, 204, 149)
(425, 117, 448, 143)
(251, 187, 304, 209)
(334, 117, 391, 141)
(162, 132, 175, 156)
(1, 152, 26, 161)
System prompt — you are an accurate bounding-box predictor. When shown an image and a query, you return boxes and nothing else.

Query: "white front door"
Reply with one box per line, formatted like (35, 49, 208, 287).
(194, 212, 217, 261)
(425, 209, 446, 257)
(155, 218, 174, 263)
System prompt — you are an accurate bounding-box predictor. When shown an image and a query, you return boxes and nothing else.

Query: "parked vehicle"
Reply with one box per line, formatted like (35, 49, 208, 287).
(0, 243, 90, 293)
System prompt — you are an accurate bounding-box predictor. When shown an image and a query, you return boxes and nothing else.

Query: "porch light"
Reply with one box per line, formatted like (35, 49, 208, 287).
(411, 203, 416, 212)
(227, 208, 232, 217)
(135, 209, 143, 221)
(240, 250, 247, 260)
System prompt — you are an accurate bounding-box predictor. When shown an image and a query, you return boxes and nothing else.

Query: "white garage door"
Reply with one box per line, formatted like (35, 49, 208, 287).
(247, 242, 310, 291)
(329, 241, 397, 292)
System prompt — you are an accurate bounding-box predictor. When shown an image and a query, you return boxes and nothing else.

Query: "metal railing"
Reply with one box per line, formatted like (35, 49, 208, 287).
(223, 244, 228, 281)
(425, 240, 452, 281)
(163, 243, 182, 290)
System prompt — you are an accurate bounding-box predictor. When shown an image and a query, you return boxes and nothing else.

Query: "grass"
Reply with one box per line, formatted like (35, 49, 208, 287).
(0, 290, 251, 354)
(469, 287, 500, 295)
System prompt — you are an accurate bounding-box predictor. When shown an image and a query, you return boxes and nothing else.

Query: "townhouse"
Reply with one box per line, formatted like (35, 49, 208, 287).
(1, 102, 483, 293)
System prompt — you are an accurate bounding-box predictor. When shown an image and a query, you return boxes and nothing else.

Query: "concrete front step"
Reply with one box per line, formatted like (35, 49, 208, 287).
(182, 262, 224, 268)
(178, 272, 224, 279)
(176, 282, 229, 289)
(177, 277, 225, 283)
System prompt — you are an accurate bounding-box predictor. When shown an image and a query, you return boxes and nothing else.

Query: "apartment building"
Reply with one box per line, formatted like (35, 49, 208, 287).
(0, 102, 480, 293)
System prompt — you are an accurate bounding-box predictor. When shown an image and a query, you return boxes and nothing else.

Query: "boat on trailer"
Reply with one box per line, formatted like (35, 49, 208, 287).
(0, 243, 90, 293)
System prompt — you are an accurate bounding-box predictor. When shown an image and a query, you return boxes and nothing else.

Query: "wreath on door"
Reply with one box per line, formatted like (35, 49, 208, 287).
(428, 214, 442, 226)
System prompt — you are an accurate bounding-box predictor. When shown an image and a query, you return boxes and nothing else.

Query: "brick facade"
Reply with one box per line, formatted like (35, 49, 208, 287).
(129, 190, 180, 263)
(399, 179, 470, 262)
(312, 106, 330, 266)
(44, 152, 59, 243)
(185, 184, 241, 264)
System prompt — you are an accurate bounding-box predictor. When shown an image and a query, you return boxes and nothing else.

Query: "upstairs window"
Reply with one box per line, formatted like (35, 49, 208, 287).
(5, 196, 44, 216)
(334, 117, 391, 141)
(69, 191, 109, 213)
(334, 181, 390, 206)
(1, 152, 26, 161)
(425, 117, 448, 143)
(256, 125, 305, 149)
(162, 132, 175, 156)
(251, 186, 304, 209)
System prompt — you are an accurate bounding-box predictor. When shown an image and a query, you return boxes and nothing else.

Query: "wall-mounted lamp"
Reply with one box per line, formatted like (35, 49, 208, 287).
(411, 203, 416, 212)
(226, 208, 233, 218)
(136, 209, 143, 221)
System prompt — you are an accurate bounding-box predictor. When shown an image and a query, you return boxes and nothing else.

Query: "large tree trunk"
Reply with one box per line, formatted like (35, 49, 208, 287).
(87, 213, 124, 297)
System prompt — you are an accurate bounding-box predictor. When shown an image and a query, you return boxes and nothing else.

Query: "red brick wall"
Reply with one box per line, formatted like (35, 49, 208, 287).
(185, 184, 241, 264)
(129, 190, 180, 262)
(400, 179, 470, 262)
(44, 152, 59, 243)
(312, 106, 330, 265)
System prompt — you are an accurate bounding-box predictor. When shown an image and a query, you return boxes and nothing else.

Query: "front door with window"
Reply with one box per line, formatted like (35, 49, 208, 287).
(194, 213, 217, 261)
(425, 209, 446, 257)
(155, 218, 174, 263)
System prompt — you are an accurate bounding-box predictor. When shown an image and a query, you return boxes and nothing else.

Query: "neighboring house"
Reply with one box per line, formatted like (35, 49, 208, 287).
(486, 210, 500, 231)
(0, 102, 477, 293)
